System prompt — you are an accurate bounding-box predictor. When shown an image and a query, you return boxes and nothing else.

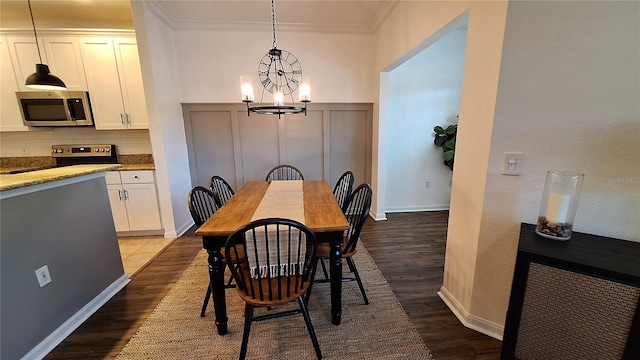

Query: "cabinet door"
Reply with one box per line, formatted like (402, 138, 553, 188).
(114, 38, 148, 129)
(0, 37, 29, 132)
(6, 36, 47, 91)
(106, 184, 131, 232)
(123, 183, 162, 231)
(80, 37, 127, 130)
(43, 36, 87, 91)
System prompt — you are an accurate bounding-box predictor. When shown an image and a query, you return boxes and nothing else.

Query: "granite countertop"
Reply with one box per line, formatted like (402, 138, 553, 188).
(118, 163, 156, 171)
(0, 154, 155, 174)
(0, 164, 122, 192)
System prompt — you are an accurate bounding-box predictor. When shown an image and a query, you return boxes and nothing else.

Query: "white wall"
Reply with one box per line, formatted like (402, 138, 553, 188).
(374, 0, 509, 338)
(374, 0, 639, 339)
(386, 29, 467, 212)
(174, 29, 374, 103)
(471, 0, 640, 326)
(131, 1, 194, 238)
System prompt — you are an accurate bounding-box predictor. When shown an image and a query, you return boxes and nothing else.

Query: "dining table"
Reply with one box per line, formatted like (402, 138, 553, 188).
(195, 180, 349, 335)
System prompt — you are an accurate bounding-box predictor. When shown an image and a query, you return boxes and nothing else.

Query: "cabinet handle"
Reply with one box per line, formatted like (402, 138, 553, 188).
(120, 113, 125, 125)
(123, 189, 129, 200)
(126, 113, 131, 124)
(117, 189, 123, 201)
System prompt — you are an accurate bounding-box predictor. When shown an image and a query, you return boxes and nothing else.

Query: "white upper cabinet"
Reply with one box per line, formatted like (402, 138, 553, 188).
(5, 36, 45, 92)
(6, 35, 87, 92)
(0, 37, 29, 132)
(42, 36, 87, 91)
(80, 37, 148, 130)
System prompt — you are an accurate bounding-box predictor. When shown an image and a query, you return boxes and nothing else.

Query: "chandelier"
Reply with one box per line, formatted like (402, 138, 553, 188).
(240, 0, 310, 119)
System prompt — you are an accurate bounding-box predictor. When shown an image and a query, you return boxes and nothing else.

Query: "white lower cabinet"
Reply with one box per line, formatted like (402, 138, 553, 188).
(105, 170, 162, 233)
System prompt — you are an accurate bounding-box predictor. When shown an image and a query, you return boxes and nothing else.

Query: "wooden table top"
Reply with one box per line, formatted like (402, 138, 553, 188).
(195, 180, 349, 237)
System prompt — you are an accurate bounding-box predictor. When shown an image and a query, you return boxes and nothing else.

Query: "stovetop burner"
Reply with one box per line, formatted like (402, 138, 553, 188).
(52, 144, 119, 167)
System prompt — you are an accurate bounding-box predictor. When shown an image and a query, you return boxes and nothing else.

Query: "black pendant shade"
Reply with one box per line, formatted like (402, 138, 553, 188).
(26, 64, 67, 90)
(25, 0, 67, 90)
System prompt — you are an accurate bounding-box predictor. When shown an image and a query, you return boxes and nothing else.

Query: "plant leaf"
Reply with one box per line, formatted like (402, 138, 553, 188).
(434, 136, 447, 147)
(445, 125, 457, 134)
(434, 126, 444, 134)
(444, 138, 456, 150)
(443, 150, 455, 161)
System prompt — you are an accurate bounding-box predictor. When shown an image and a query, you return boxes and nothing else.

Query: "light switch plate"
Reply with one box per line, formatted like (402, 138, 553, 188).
(502, 152, 523, 176)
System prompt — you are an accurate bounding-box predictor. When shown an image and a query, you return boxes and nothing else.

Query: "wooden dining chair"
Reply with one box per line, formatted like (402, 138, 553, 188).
(265, 164, 304, 181)
(187, 186, 233, 317)
(332, 170, 354, 212)
(225, 218, 322, 360)
(209, 175, 235, 208)
(316, 183, 372, 305)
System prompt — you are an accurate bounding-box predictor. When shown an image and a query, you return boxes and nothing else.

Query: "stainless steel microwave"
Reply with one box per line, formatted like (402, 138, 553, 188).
(16, 91, 94, 127)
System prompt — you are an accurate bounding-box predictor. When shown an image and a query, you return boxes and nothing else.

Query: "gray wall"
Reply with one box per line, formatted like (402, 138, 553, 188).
(183, 103, 373, 191)
(1, 177, 124, 359)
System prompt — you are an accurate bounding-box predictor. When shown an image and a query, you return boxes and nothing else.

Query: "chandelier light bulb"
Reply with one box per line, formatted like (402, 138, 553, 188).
(274, 89, 284, 106)
(240, 75, 254, 102)
(299, 76, 311, 102)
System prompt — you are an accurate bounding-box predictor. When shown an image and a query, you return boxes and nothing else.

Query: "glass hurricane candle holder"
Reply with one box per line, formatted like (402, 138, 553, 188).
(535, 171, 584, 240)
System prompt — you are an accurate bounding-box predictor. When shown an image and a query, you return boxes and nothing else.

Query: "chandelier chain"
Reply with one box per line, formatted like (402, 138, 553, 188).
(271, 0, 277, 49)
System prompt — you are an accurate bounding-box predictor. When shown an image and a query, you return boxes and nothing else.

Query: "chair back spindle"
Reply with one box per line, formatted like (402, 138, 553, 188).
(209, 175, 235, 208)
(332, 170, 354, 212)
(265, 165, 305, 181)
(188, 186, 218, 227)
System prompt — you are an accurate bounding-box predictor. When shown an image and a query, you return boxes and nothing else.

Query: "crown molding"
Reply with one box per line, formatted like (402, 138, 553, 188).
(144, 0, 397, 34)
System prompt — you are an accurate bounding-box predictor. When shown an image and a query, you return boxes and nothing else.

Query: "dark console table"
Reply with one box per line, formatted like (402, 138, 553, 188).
(501, 223, 640, 360)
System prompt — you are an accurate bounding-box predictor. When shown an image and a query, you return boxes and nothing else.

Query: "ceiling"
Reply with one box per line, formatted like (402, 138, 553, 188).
(1, 1, 395, 33)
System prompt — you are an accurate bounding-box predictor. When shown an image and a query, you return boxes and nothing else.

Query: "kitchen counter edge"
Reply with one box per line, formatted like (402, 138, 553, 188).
(0, 164, 122, 192)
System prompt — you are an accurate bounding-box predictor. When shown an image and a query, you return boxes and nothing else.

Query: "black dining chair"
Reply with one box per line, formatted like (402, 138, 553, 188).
(225, 218, 322, 360)
(332, 170, 354, 212)
(209, 175, 235, 208)
(265, 164, 304, 181)
(316, 183, 372, 305)
(187, 186, 233, 317)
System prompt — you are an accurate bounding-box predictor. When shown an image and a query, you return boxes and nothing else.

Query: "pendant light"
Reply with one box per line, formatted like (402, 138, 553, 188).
(241, 0, 310, 119)
(25, 0, 67, 90)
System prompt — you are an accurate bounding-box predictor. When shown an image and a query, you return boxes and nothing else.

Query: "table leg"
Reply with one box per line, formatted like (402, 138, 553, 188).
(329, 238, 342, 325)
(207, 246, 228, 335)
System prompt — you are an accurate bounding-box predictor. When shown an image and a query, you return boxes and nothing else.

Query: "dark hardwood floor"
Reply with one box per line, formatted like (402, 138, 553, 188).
(360, 211, 502, 359)
(45, 211, 502, 359)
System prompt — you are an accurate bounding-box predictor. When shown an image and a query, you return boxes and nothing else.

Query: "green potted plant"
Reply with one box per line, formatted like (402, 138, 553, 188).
(433, 123, 457, 170)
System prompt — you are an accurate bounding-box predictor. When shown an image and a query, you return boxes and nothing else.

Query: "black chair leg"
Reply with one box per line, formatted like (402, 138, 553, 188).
(298, 297, 322, 359)
(200, 283, 212, 317)
(347, 257, 369, 305)
(239, 304, 254, 360)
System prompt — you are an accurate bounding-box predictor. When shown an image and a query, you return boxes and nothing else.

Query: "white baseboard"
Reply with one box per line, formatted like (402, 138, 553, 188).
(385, 205, 450, 213)
(172, 218, 195, 238)
(20, 275, 130, 360)
(369, 209, 387, 221)
(438, 286, 504, 341)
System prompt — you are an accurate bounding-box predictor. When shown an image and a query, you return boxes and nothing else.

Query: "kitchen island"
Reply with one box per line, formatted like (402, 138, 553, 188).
(1, 165, 128, 360)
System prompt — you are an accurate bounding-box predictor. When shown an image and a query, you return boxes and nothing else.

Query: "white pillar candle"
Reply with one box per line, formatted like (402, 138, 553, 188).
(547, 193, 570, 223)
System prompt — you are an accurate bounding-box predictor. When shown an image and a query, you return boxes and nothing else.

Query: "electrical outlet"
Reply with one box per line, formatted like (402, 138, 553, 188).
(502, 152, 523, 176)
(425, 181, 430, 188)
(35, 265, 52, 287)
